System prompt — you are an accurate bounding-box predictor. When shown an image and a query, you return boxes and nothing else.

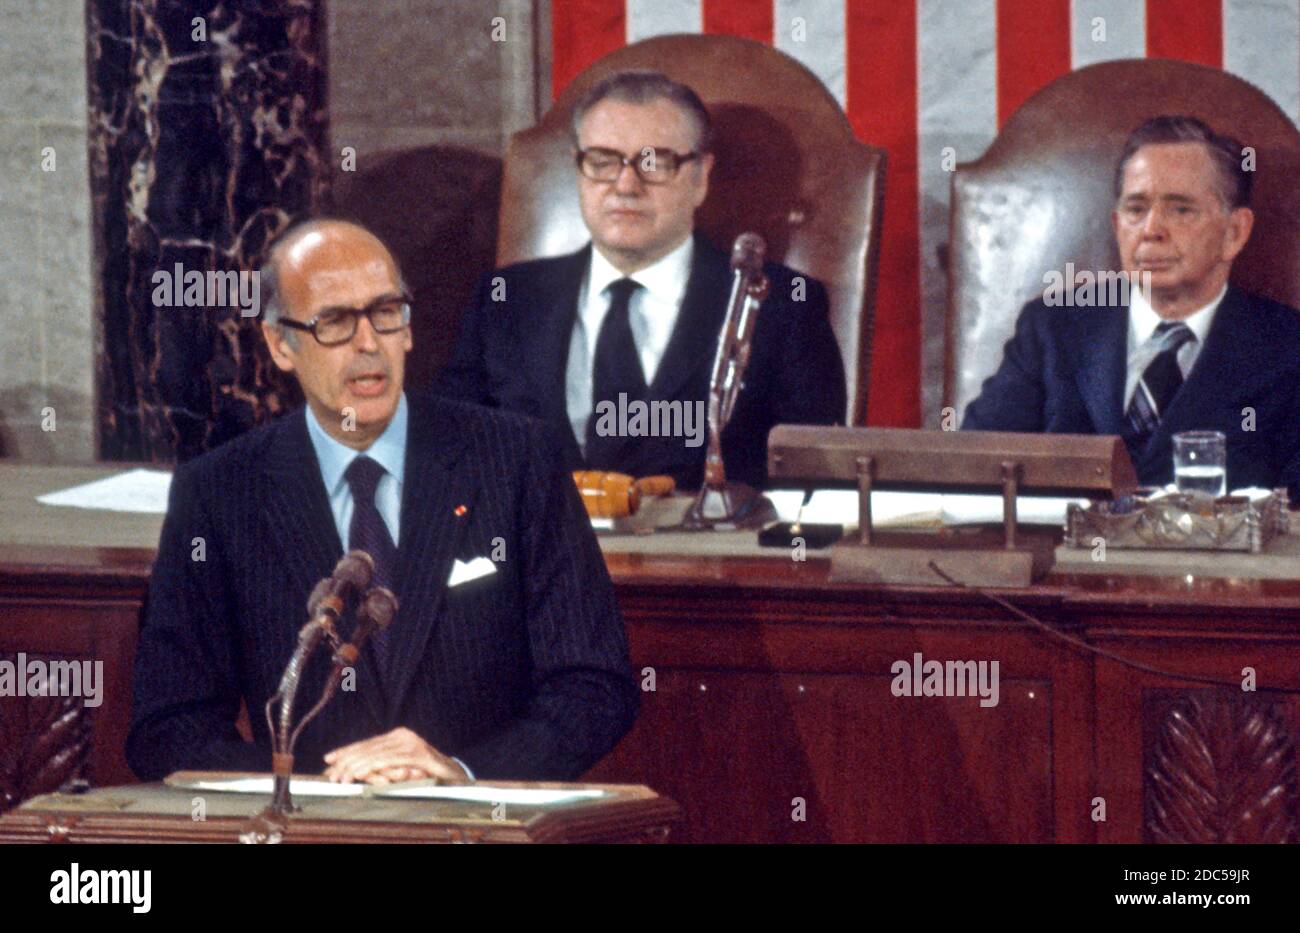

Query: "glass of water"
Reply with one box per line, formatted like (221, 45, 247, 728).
(1172, 431, 1227, 498)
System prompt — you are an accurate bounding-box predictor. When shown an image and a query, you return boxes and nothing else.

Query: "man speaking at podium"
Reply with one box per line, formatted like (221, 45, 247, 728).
(963, 116, 1300, 498)
(127, 220, 637, 785)
(436, 70, 845, 489)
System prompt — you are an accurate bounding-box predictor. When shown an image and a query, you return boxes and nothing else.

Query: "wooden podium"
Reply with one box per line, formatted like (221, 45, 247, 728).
(0, 778, 680, 844)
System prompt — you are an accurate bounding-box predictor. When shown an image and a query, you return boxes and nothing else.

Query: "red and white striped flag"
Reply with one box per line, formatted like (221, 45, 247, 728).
(551, 0, 1300, 427)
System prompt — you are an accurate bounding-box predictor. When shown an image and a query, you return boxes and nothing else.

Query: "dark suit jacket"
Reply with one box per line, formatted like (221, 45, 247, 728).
(127, 389, 638, 782)
(962, 285, 1300, 497)
(435, 233, 847, 489)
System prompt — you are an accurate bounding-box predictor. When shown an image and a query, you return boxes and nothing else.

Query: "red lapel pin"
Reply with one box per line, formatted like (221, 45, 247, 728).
(454, 504, 468, 517)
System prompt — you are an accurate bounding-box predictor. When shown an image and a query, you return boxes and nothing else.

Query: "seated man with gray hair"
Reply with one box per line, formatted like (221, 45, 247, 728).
(963, 115, 1300, 498)
(437, 69, 846, 490)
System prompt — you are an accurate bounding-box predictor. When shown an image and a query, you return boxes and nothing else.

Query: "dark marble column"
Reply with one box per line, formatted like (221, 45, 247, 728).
(88, 0, 330, 462)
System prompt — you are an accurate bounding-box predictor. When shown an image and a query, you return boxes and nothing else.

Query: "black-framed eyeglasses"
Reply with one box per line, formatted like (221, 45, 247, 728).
(276, 293, 412, 347)
(575, 146, 701, 185)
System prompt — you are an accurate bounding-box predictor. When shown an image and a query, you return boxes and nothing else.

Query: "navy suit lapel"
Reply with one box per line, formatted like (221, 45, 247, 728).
(259, 408, 341, 563)
(647, 233, 729, 401)
(384, 392, 475, 717)
(1141, 286, 1252, 474)
(1072, 303, 1129, 437)
(258, 410, 388, 726)
(529, 246, 589, 459)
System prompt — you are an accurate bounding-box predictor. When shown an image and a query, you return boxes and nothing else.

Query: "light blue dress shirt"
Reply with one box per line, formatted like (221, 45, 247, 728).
(304, 392, 408, 550)
(302, 393, 474, 780)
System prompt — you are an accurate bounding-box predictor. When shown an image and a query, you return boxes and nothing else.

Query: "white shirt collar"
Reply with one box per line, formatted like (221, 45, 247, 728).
(1129, 283, 1226, 348)
(304, 391, 408, 497)
(588, 235, 694, 309)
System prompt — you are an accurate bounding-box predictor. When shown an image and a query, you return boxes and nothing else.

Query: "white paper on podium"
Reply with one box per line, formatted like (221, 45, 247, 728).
(182, 777, 365, 797)
(379, 785, 606, 805)
(174, 775, 606, 806)
(36, 468, 172, 514)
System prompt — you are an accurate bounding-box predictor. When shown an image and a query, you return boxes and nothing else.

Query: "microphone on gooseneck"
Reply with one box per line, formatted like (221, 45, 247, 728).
(307, 551, 375, 620)
(261, 549, 389, 821)
(281, 552, 374, 705)
(358, 586, 398, 632)
(318, 586, 399, 708)
(729, 231, 766, 277)
(348, 586, 398, 651)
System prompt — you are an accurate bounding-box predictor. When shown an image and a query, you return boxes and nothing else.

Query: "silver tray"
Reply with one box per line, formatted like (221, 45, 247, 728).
(1064, 489, 1290, 553)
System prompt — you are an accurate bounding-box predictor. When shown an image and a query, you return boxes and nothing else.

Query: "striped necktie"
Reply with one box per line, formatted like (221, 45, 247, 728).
(1124, 321, 1195, 447)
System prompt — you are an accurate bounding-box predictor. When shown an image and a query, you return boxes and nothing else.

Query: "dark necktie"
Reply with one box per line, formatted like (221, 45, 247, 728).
(1124, 321, 1195, 453)
(585, 278, 645, 468)
(344, 455, 397, 659)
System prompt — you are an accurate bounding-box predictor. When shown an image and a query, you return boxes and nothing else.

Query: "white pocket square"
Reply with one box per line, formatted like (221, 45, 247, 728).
(448, 556, 497, 588)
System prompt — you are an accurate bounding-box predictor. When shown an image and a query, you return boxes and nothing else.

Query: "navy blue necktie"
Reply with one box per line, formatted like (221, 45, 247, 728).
(585, 277, 645, 469)
(345, 455, 396, 659)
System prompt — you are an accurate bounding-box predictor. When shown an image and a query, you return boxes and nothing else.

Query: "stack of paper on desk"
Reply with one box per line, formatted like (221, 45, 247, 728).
(766, 489, 941, 527)
(766, 489, 1085, 529)
(36, 468, 172, 514)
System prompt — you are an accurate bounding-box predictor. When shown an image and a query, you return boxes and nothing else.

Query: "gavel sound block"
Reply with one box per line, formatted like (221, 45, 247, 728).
(572, 471, 676, 520)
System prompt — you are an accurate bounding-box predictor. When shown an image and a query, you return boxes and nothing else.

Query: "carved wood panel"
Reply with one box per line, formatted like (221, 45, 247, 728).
(1144, 689, 1298, 843)
(0, 652, 93, 815)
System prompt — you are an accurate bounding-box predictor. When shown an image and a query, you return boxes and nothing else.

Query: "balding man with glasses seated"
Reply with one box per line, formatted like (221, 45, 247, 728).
(437, 70, 846, 490)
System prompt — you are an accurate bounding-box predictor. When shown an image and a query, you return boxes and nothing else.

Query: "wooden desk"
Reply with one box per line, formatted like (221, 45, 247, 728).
(3, 463, 1299, 843)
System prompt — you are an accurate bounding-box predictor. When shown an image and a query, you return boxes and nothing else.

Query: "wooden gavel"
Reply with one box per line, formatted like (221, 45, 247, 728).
(572, 471, 676, 519)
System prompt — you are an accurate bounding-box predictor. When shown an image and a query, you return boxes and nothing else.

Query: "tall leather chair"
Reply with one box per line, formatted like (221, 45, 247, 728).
(946, 59, 1300, 418)
(496, 34, 885, 425)
(331, 148, 503, 393)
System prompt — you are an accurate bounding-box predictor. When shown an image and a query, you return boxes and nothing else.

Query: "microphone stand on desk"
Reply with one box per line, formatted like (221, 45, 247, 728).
(682, 232, 777, 531)
(240, 551, 398, 844)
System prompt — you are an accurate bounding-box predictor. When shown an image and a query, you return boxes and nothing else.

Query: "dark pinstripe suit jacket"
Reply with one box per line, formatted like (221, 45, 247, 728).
(127, 389, 638, 782)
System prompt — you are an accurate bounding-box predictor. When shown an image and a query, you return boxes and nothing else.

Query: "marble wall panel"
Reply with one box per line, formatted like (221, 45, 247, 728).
(88, 0, 330, 462)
